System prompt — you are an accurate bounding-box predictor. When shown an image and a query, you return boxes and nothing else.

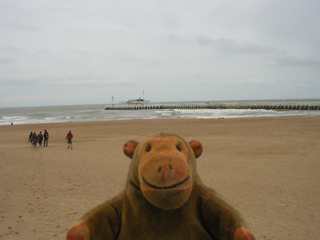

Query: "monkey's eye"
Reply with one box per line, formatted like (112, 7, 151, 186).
(146, 145, 152, 152)
(176, 145, 182, 151)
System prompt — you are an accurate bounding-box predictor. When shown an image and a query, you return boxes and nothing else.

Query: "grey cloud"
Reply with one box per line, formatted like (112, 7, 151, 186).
(1, 78, 40, 85)
(231, 78, 276, 85)
(146, 59, 161, 67)
(168, 33, 189, 43)
(0, 58, 16, 64)
(195, 34, 275, 54)
(194, 33, 215, 45)
(216, 38, 275, 54)
(9, 22, 41, 33)
(34, 49, 51, 56)
(275, 57, 320, 68)
(115, 54, 143, 63)
(0, 47, 26, 55)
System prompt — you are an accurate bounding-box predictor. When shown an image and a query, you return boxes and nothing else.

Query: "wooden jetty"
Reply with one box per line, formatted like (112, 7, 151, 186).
(105, 101, 320, 110)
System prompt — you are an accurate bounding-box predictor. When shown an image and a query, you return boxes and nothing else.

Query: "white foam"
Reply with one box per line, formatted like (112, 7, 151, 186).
(2, 103, 320, 125)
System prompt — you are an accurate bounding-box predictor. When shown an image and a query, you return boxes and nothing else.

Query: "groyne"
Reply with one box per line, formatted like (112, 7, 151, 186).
(105, 101, 320, 110)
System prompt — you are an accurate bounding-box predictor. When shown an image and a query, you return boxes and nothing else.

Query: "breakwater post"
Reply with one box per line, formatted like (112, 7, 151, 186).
(104, 101, 320, 110)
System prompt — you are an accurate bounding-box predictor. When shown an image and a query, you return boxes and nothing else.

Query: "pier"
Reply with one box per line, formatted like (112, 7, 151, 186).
(105, 101, 320, 110)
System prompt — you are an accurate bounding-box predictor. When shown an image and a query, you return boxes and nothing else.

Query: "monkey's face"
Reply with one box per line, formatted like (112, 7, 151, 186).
(123, 133, 203, 210)
(137, 136, 193, 210)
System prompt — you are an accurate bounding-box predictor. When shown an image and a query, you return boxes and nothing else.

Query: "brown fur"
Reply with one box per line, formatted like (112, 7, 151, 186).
(67, 132, 255, 240)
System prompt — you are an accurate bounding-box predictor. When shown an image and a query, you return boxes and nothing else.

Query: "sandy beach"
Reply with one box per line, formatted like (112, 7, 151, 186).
(1, 116, 319, 240)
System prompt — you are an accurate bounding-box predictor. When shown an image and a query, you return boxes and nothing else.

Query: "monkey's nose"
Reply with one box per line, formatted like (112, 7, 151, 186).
(158, 165, 173, 172)
(158, 165, 173, 185)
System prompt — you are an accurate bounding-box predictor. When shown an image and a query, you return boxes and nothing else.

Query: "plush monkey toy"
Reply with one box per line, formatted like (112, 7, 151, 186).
(67, 132, 255, 240)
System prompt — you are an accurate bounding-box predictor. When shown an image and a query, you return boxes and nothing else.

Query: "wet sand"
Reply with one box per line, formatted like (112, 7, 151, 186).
(1, 116, 319, 239)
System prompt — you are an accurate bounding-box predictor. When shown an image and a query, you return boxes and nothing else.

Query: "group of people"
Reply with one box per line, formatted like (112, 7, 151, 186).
(28, 130, 73, 149)
(28, 130, 49, 148)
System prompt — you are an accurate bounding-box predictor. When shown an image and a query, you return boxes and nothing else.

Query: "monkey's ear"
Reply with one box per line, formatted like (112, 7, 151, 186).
(189, 140, 203, 159)
(123, 140, 139, 159)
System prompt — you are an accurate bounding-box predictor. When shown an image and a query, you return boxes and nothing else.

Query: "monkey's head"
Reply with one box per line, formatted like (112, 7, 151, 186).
(123, 132, 203, 210)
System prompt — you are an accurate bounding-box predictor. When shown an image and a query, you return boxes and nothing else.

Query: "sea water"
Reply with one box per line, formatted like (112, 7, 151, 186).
(1, 102, 320, 125)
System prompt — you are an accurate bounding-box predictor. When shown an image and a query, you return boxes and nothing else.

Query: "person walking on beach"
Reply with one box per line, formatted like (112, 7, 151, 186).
(43, 130, 49, 147)
(65, 131, 73, 149)
(28, 132, 33, 145)
(38, 131, 43, 146)
(32, 132, 38, 148)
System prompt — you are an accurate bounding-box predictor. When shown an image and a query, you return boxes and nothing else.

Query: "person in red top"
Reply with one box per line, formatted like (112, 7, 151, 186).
(65, 130, 74, 149)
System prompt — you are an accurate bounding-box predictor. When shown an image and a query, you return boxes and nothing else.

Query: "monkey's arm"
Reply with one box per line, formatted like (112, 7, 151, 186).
(200, 187, 255, 240)
(67, 194, 122, 240)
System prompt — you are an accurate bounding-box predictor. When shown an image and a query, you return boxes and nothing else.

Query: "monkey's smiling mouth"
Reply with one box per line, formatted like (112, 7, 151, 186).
(142, 176, 190, 190)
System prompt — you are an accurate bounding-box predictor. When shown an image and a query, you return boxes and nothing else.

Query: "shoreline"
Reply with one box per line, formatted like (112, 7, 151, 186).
(2, 103, 320, 126)
(1, 116, 319, 239)
(2, 113, 320, 127)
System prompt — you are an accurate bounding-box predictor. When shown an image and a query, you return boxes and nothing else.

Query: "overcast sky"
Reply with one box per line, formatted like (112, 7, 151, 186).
(1, 0, 319, 107)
